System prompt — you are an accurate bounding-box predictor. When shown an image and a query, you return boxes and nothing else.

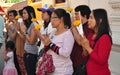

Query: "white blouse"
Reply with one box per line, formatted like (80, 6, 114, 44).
(39, 22, 56, 51)
(48, 29, 74, 75)
(4, 51, 15, 69)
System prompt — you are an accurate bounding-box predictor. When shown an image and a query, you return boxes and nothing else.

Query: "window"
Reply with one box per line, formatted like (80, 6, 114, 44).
(54, 0, 66, 7)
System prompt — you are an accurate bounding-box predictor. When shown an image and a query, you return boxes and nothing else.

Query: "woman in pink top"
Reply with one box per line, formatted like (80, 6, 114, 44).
(42, 8, 74, 75)
(79, 9, 112, 75)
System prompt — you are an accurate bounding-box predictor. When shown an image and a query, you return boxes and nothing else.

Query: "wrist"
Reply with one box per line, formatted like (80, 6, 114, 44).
(17, 31, 20, 34)
(48, 42, 53, 48)
(87, 47, 93, 54)
(23, 32, 28, 36)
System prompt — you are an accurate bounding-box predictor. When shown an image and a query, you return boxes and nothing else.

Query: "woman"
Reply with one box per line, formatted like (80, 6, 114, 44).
(37, 7, 55, 52)
(42, 8, 74, 75)
(21, 6, 38, 75)
(80, 9, 112, 75)
(15, 9, 27, 75)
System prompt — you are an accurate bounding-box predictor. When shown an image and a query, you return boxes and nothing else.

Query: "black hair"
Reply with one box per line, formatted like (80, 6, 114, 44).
(44, 10, 52, 29)
(8, 10, 18, 17)
(53, 8, 71, 29)
(93, 8, 112, 44)
(75, 5, 91, 19)
(22, 6, 36, 29)
(6, 41, 15, 50)
(18, 9, 23, 17)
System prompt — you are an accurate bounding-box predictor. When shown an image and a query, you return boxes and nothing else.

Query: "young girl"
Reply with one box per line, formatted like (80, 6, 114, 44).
(3, 41, 18, 75)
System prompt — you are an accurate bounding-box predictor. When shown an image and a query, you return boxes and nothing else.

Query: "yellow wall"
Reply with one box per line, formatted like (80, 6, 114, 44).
(29, 2, 42, 20)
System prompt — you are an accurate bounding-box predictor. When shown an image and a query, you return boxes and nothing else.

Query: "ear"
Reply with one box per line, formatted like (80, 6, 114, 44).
(84, 15, 87, 18)
(61, 17, 64, 21)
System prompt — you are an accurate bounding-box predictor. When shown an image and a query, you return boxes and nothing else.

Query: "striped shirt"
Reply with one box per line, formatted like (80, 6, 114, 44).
(24, 23, 38, 54)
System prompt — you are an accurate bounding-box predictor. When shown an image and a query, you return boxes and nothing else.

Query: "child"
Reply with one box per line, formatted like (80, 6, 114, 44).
(3, 41, 18, 75)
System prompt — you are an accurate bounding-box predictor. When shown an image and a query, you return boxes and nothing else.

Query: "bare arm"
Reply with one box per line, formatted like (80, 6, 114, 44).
(3, 50, 10, 62)
(25, 28, 37, 45)
(71, 26, 81, 45)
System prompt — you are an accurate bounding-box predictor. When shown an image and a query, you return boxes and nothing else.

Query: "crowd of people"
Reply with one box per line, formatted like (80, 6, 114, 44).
(0, 4, 112, 75)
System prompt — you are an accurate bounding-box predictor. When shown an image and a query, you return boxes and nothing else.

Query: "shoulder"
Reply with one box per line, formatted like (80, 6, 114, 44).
(99, 34, 111, 40)
(65, 29, 73, 35)
(97, 34, 112, 45)
(7, 51, 13, 57)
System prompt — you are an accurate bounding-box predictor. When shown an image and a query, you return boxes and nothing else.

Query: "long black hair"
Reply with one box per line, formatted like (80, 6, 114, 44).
(93, 9, 112, 44)
(22, 6, 36, 29)
(53, 8, 71, 29)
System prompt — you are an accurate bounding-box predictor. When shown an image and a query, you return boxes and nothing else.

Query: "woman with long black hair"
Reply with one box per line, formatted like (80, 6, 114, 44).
(21, 6, 38, 75)
(80, 9, 112, 75)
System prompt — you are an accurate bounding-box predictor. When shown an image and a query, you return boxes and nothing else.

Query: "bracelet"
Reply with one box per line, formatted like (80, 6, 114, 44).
(17, 31, 20, 34)
(48, 42, 55, 48)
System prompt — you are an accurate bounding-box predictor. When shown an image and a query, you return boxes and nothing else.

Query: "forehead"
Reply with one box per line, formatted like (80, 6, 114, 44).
(51, 12, 57, 16)
(8, 12, 14, 16)
(90, 12, 94, 16)
(75, 12, 80, 14)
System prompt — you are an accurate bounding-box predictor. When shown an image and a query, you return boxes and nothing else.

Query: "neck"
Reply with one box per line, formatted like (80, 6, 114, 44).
(56, 24, 67, 35)
(82, 19, 88, 24)
(45, 19, 50, 23)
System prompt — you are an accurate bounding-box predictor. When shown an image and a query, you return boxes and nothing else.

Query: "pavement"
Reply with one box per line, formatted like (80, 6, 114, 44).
(109, 45, 120, 75)
(0, 43, 120, 75)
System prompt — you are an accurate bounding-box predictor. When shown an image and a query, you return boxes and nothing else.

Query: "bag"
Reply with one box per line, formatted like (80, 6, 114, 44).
(36, 53, 55, 75)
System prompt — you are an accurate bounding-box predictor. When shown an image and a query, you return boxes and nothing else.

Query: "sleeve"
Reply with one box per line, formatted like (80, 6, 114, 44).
(7, 52, 13, 58)
(90, 35, 112, 65)
(40, 26, 45, 35)
(0, 16, 4, 39)
(59, 31, 75, 58)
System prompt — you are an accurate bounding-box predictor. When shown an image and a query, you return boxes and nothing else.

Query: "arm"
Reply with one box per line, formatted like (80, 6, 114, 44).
(25, 28, 37, 45)
(4, 50, 10, 61)
(44, 31, 74, 58)
(58, 32, 74, 58)
(16, 30, 26, 40)
(71, 26, 81, 45)
(89, 35, 112, 65)
(9, 21, 18, 40)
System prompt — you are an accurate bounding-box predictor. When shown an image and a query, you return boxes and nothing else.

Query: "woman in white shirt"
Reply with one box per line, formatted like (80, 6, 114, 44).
(43, 8, 74, 75)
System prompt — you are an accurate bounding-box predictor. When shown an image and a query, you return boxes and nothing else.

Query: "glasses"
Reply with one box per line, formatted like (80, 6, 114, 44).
(51, 17, 58, 20)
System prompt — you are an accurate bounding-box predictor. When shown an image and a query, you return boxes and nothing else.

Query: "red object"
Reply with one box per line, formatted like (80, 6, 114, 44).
(36, 53, 55, 75)
(0, 6, 4, 12)
(70, 22, 93, 67)
(87, 34, 112, 75)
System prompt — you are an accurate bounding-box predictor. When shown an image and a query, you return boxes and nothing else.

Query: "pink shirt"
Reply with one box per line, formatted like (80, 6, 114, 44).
(48, 29, 74, 75)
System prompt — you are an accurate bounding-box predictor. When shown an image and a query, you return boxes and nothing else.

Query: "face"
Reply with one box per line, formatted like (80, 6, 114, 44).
(22, 9, 29, 20)
(74, 11, 84, 24)
(51, 12, 61, 28)
(41, 12, 50, 21)
(74, 12, 81, 20)
(88, 12, 96, 30)
(8, 13, 15, 21)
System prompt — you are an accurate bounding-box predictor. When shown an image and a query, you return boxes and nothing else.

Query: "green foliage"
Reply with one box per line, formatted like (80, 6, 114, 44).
(3, 0, 26, 3)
